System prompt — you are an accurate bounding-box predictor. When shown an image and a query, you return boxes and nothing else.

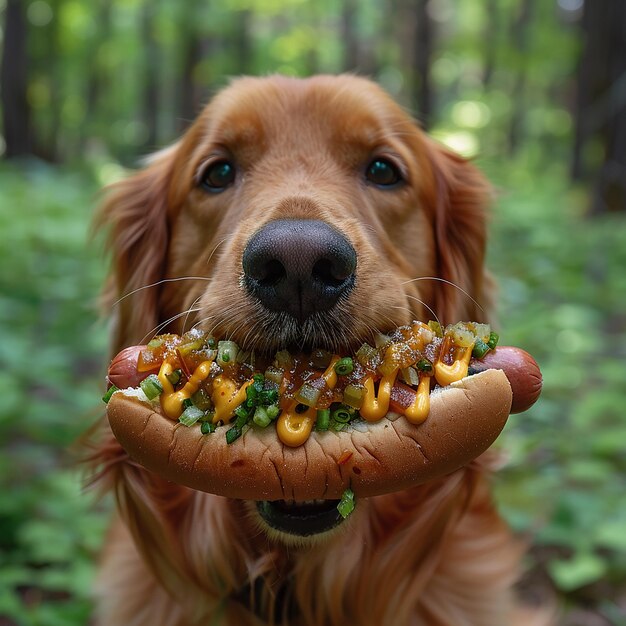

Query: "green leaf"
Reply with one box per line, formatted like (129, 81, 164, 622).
(548, 552, 607, 592)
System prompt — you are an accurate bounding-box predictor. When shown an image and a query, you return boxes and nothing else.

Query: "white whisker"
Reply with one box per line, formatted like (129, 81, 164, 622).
(403, 294, 441, 328)
(402, 276, 484, 314)
(205, 237, 229, 265)
(181, 294, 204, 334)
(141, 307, 203, 344)
(113, 276, 211, 308)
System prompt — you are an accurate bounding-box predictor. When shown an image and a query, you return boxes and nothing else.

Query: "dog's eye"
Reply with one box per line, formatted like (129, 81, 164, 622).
(200, 160, 236, 192)
(365, 159, 402, 187)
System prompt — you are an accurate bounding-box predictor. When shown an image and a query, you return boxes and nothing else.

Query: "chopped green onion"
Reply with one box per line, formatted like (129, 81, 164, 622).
(266, 404, 281, 420)
(245, 384, 259, 406)
(253, 406, 271, 428)
(337, 488, 355, 519)
(295, 383, 321, 408)
(226, 426, 242, 444)
(331, 421, 347, 432)
(233, 410, 250, 430)
(416, 358, 433, 373)
(234, 404, 250, 420)
(147, 337, 165, 349)
(472, 338, 491, 359)
(179, 405, 204, 426)
(166, 368, 182, 386)
(334, 357, 354, 376)
(182, 397, 193, 410)
(331, 405, 353, 423)
(487, 331, 500, 350)
(139, 374, 163, 400)
(342, 383, 364, 409)
(217, 340, 239, 367)
(102, 385, 119, 404)
(207, 337, 217, 349)
(260, 388, 279, 406)
(316, 408, 330, 431)
(201, 421, 216, 434)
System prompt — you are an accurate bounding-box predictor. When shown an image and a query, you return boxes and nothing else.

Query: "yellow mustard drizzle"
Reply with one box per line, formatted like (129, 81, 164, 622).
(434, 344, 474, 386)
(211, 376, 253, 424)
(158, 359, 213, 419)
(154, 332, 471, 444)
(276, 406, 317, 448)
(276, 356, 339, 447)
(360, 369, 398, 422)
(404, 375, 431, 424)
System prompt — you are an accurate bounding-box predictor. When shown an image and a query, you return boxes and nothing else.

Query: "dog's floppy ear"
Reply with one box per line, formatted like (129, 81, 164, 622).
(422, 141, 493, 324)
(96, 145, 177, 350)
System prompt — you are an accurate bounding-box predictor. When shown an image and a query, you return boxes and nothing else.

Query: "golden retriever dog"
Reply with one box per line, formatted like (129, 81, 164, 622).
(90, 75, 543, 625)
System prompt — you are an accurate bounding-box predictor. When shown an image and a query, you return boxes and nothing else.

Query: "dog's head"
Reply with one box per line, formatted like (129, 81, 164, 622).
(101, 75, 491, 357)
(98, 75, 493, 543)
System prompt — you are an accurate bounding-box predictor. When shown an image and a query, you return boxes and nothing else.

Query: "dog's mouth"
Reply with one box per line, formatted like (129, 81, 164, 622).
(256, 499, 345, 536)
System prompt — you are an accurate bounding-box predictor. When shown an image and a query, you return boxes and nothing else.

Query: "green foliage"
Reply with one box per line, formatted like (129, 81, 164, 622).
(2, 160, 624, 620)
(485, 163, 626, 595)
(0, 163, 110, 624)
(1, 0, 623, 621)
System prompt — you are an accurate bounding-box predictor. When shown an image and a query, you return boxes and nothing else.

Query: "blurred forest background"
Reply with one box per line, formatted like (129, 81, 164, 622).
(1, 0, 625, 624)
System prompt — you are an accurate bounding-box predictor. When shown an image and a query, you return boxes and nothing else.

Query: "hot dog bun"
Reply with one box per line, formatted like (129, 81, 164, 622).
(107, 368, 512, 501)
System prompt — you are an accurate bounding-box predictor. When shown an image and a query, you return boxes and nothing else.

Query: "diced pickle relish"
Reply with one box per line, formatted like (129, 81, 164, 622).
(122, 321, 497, 446)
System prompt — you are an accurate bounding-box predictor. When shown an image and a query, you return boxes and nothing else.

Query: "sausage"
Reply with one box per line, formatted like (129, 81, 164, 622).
(107, 345, 159, 389)
(468, 346, 542, 413)
(108, 344, 542, 415)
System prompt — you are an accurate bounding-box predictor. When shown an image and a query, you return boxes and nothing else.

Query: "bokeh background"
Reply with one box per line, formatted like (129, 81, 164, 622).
(1, 0, 625, 624)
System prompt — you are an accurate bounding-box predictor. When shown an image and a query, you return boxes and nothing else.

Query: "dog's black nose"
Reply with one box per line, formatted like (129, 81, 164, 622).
(242, 219, 357, 322)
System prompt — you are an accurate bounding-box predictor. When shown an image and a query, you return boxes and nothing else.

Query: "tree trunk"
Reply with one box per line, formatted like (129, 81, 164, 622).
(572, 0, 626, 213)
(508, 0, 533, 156)
(413, 0, 434, 128)
(178, 35, 203, 132)
(1, 0, 32, 158)
(233, 10, 253, 75)
(589, 1, 626, 214)
(391, 0, 434, 123)
(571, 0, 601, 181)
(482, 0, 499, 88)
(141, 0, 160, 151)
(48, 0, 61, 160)
(341, 0, 359, 72)
(82, 0, 112, 152)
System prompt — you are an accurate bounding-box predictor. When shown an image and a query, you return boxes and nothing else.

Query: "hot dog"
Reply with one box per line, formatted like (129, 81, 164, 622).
(104, 322, 541, 501)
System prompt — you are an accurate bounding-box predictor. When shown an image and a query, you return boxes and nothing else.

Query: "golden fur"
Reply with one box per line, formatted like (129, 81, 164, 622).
(90, 75, 544, 625)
